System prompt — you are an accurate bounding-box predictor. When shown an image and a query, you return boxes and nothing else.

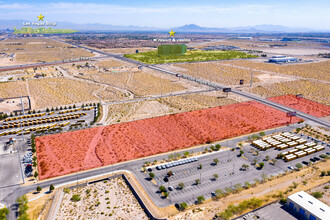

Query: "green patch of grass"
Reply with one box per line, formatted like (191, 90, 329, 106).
(124, 50, 257, 64)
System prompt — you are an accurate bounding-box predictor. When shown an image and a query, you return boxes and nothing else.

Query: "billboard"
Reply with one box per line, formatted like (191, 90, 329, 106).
(223, 88, 231, 93)
(286, 112, 297, 117)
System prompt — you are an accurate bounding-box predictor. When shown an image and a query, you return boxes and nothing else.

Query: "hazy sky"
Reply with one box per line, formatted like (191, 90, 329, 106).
(0, 0, 329, 30)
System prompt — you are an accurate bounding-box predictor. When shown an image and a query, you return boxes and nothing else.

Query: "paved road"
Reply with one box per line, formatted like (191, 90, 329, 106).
(102, 88, 216, 106)
(1, 38, 329, 219)
(2, 37, 329, 129)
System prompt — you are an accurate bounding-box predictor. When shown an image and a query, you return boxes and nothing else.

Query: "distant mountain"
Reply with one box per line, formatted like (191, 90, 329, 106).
(0, 20, 326, 33)
(173, 24, 314, 33)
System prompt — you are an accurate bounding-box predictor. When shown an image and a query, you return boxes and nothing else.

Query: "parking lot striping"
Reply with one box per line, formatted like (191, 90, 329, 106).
(146, 148, 230, 170)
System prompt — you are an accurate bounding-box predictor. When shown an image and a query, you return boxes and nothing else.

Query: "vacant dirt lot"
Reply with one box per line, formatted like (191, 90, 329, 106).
(36, 98, 302, 180)
(244, 80, 330, 106)
(0, 37, 94, 63)
(80, 68, 190, 97)
(0, 81, 28, 98)
(163, 62, 263, 86)
(268, 95, 330, 117)
(105, 91, 239, 124)
(28, 78, 124, 108)
(222, 60, 330, 81)
(57, 177, 147, 219)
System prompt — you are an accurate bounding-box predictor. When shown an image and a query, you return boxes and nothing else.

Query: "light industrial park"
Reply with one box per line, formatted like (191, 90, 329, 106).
(0, 1, 330, 220)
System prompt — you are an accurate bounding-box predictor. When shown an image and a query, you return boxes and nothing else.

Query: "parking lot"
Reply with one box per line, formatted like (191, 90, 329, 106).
(0, 153, 23, 187)
(138, 125, 329, 206)
(0, 106, 96, 186)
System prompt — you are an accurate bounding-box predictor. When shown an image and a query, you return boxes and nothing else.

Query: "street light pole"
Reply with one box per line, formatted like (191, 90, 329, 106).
(250, 71, 253, 87)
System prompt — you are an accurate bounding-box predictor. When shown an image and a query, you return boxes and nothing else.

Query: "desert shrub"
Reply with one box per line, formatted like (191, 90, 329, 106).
(71, 194, 81, 202)
(312, 192, 322, 199)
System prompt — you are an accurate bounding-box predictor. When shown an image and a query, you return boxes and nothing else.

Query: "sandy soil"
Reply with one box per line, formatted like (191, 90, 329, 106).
(105, 91, 239, 125)
(0, 97, 29, 113)
(57, 177, 148, 219)
(221, 60, 330, 81)
(36, 97, 302, 180)
(162, 62, 263, 86)
(244, 80, 330, 106)
(268, 95, 330, 117)
(26, 78, 124, 109)
(258, 47, 330, 56)
(0, 37, 94, 63)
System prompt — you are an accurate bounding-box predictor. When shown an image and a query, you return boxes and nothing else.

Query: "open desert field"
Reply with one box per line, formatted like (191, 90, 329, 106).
(36, 97, 302, 180)
(27, 78, 124, 109)
(0, 37, 94, 63)
(80, 68, 191, 97)
(105, 91, 239, 124)
(222, 60, 330, 81)
(57, 177, 147, 219)
(268, 95, 330, 117)
(0, 81, 28, 98)
(95, 58, 136, 68)
(163, 62, 263, 86)
(244, 80, 330, 106)
(101, 47, 156, 55)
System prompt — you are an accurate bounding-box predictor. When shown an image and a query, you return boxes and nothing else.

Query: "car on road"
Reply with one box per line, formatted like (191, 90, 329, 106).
(302, 161, 309, 165)
(168, 186, 174, 191)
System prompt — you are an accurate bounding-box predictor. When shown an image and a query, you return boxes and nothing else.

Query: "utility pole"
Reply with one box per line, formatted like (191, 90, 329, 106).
(160, 78, 163, 97)
(250, 71, 253, 87)
(99, 86, 102, 105)
(20, 95, 25, 115)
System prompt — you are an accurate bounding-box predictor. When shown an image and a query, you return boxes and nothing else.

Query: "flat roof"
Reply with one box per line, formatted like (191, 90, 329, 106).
(288, 191, 329, 219)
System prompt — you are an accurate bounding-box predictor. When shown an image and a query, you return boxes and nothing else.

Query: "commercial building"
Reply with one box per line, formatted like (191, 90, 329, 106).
(286, 191, 329, 220)
(268, 56, 298, 63)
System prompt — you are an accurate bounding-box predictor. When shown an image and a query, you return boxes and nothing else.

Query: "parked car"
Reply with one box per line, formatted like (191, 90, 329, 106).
(310, 158, 316, 162)
(211, 192, 216, 197)
(168, 186, 174, 191)
(314, 157, 320, 161)
(288, 166, 294, 170)
(302, 161, 309, 165)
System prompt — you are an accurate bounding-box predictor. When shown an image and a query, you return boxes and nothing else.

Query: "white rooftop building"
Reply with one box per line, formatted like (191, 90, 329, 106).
(286, 191, 329, 220)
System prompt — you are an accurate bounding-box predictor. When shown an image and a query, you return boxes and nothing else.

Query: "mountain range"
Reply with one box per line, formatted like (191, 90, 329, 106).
(0, 20, 326, 33)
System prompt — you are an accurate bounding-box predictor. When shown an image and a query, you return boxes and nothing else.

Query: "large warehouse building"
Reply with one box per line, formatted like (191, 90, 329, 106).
(286, 191, 329, 220)
(268, 56, 298, 63)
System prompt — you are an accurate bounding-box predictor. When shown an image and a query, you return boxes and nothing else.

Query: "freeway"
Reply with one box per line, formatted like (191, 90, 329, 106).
(1, 37, 329, 219)
(4, 37, 328, 129)
(147, 65, 330, 128)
